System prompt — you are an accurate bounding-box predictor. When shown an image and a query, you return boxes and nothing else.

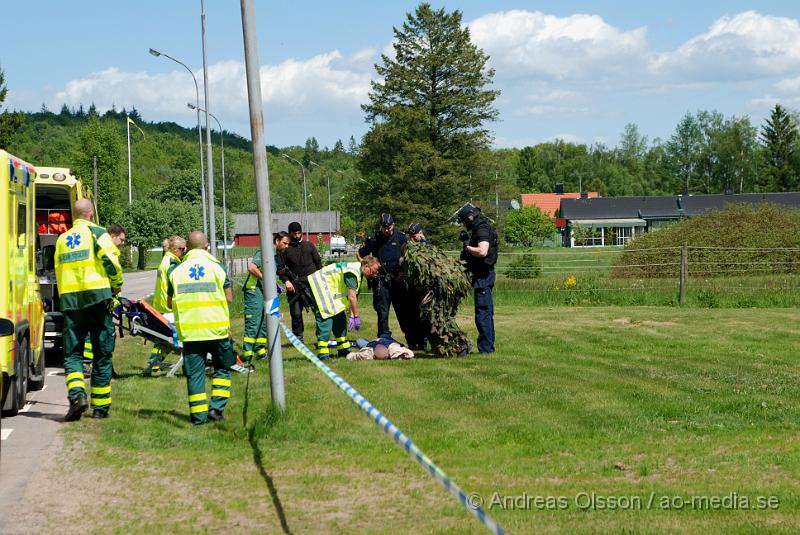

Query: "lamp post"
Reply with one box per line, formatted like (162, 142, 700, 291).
(281, 153, 309, 241)
(149, 47, 208, 235)
(200, 0, 217, 257)
(308, 160, 331, 238)
(188, 103, 228, 262)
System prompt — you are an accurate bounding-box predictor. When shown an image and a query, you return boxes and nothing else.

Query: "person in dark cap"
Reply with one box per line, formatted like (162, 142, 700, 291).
(276, 221, 321, 342)
(408, 222, 426, 243)
(457, 203, 498, 354)
(358, 213, 418, 347)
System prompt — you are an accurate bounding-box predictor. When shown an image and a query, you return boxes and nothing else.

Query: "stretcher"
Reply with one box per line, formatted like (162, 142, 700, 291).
(112, 297, 184, 377)
(112, 297, 253, 376)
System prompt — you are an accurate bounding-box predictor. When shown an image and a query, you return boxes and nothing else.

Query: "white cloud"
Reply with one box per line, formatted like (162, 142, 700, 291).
(775, 76, 800, 93)
(650, 11, 800, 81)
(468, 10, 648, 80)
(52, 50, 375, 128)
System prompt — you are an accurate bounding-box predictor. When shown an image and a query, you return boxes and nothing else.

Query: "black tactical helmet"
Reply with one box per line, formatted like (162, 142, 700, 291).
(380, 213, 395, 226)
(456, 204, 480, 223)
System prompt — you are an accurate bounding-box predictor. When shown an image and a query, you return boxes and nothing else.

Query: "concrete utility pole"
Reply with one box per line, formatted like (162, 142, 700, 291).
(240, 0, 285, 409)
(201, 0, 217, 256)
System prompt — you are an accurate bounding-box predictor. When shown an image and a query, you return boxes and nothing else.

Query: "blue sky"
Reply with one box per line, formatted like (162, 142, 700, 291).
(3, 1, 800, 149)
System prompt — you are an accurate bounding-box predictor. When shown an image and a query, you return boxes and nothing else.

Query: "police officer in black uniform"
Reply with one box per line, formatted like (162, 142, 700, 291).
(358, 213, 418, 346)
(457, 204, 498, 354)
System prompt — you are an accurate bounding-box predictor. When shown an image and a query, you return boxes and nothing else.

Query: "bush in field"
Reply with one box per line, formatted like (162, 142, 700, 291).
(506, 254, 542, 279)
(504, 206, 556, 246)
(612, 203, 800, 278)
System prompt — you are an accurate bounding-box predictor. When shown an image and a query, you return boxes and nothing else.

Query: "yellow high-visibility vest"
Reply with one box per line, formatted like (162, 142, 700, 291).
(307, 262, 361, 319)
(153, 251, 181, 313)
(169, 249, 229, 342)
(54, 219, 122, 310)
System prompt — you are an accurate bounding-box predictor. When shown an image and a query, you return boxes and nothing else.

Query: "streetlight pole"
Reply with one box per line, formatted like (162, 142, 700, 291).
(200, 0, 217, 257)
(240, 0, 285, 409)
(282, 153, 309, 241)
(308, 160, 331, 238)
(149, 47, 208, 235)
(189, 103, 228, 263)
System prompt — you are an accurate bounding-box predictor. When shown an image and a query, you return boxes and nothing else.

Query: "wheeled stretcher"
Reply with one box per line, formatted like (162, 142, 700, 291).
(111, 297, 253, 376)
(112, 297, 185, 377)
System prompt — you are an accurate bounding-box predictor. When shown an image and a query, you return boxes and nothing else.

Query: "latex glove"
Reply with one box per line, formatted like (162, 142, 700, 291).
(348, 315, 361, 331)
(276, 284, 284, 295)
(458, 230, 470, 245)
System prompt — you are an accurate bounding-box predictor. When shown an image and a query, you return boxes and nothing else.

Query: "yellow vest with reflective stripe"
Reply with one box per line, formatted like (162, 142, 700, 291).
(54, 219, 120, 309)
(307, 262, 361, 319)
(153, 252, 181, 313)
(170, 249, 229, 342)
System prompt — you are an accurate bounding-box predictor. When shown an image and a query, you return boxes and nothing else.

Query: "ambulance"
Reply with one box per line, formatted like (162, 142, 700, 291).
(0, 150, 46, 416)
(35, 167, 92, 353)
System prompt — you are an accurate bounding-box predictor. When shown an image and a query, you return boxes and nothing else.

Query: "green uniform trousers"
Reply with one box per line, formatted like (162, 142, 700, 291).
(242, 288, 267, 362)
(145, 346, 166, 372)
(82, 335, 93, 364)
(182, 338, 235, 425)
(63, 301, 115, 414)
(311, 305, 351, 359)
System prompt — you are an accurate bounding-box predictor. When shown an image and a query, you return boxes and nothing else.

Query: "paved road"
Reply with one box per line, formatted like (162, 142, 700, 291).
(122, 269, 157, 300)
(0, 365, 67, 527)
(0, 269, 154, 528)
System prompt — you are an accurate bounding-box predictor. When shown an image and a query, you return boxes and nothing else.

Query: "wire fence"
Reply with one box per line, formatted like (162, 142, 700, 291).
(223, 245, 800, 308)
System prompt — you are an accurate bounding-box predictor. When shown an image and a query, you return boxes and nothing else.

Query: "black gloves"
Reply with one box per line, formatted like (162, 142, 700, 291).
(459, 230, 470, 245)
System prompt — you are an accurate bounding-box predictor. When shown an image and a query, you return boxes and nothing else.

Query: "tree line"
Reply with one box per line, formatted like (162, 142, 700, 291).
(2, 2, 800, 247)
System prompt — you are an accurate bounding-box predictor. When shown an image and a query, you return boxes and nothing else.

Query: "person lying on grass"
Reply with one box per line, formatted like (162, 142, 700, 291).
(346, 336, 415, 361)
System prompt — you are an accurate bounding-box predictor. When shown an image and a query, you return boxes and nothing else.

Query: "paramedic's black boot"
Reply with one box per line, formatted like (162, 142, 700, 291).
(208, 409, 224, 421)
(92, 409, 109, 419)
(65, 394, 88, 422)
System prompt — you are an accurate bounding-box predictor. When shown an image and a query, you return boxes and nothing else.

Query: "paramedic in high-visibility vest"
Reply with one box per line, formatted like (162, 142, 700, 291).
(83, 223, 127, 374)
(55, 199, 123, 421)
(306, 255, 382, 359)
(168, 231, 234, 425)
(240, 231, 290, 365)
(142, 235, 186, 376)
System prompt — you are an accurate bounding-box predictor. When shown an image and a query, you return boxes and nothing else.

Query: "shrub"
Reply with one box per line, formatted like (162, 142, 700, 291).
(612, 203, 800, 278)
(506, 254, 542, 279)
(504, 206, 556, 246)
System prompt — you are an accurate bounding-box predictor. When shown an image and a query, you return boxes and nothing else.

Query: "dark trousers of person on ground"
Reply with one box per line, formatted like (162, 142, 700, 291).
(182, 338, 235, 425)
(63, 301, 115, 414)
(373, 278, 416, 345)
(473, 270, 496, 353)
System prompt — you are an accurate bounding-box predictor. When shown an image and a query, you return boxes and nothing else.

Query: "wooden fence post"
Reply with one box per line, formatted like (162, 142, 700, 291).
(679, 243, 688, 305)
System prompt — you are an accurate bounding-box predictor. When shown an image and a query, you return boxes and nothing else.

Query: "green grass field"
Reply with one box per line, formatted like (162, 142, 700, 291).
(38, 294, 800, 534)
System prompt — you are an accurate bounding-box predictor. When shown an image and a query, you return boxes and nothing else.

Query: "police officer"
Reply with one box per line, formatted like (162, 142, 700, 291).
(55, 199, 123, 421)
(358, 213, 417, 346)
(408, 222, 426, 243)
(406, 222, 429, 349)
(142, 235, 185, 376)
(168, 231, 235, 425)
(457, 204, 498, 354)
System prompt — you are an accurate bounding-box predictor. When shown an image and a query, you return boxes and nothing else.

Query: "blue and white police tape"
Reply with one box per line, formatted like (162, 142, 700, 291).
(274, 315, 506, 535)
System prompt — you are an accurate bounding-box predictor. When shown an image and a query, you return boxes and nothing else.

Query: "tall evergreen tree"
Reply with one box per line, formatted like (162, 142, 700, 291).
(0, 69, 25, 149)
(760, 104, 798, 191)
(303, 136, 320, 166)
(347, 135, 358, 155)
(355, 3, 499, 237)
